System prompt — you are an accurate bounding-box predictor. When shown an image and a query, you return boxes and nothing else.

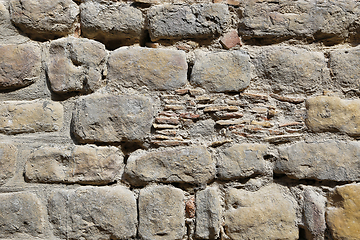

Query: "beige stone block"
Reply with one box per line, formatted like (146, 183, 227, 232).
(0, 142, 17, 185)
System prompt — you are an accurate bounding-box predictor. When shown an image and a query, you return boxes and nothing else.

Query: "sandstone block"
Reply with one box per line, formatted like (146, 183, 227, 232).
(0, 100, 63, 134)
(0, 142, 17, 186)
(224, 184, 298, 240)
(10, 0, 79, 40)
(72, 93, 154, 144)
(139, 185, 186, 240)
(47, 37, 107, 94)
(191, 51, 251, 92)
(49, 186, 137, 240)
(147, 4, 230, 41)
(125, 145, 215, 186)
(107, 47, 187, 91)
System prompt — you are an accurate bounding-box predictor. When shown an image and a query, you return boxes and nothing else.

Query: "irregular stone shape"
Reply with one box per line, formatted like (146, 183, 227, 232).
(80, 0, 144, 47)
(191, 51, 252, 92)
(0, 43, 41, 90)
(47, 37, 107, 94)
(72, 93, 154, 144)
(25, 145, 123, 184)
(306, 96, 360, 136)
(327, 183, 360, 240)
(224, 184, 298, 240)
(49, 186, 137, 240)
(125, 145, 215, 186)
(275, 141, 360, 181)
(10, 0, 79, 40)
(147, 4, 230, 41)
(256, 46, 328, 94)
(0, 192, 47, 238)
(217, 144, 268, 180)
(139, 185, 186, 240)
(107, 47, 187, 91)
(0, 142, 17, 186)
(195, 187, 221, 239)
(0, 100, 63, 134)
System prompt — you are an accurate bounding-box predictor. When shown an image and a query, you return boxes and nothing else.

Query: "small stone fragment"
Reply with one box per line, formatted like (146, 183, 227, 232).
(151, 140, 190, 147)
(263, 134, 302, 143)
(155, 117, 180, 125)
(164, 105, 186, 111)
(213, 112, 243, 120)
(216, 119, 246, 126)
(204, 105, 238, 112)
(0, 142, 17, 186)
(270, 94, 305, 104)
(220, 30, 241, 49)
(153, 123, 179, 129)
(180, 112, 200, 120)
(185, 196, 196, 218)
(241, 92, 268, 101)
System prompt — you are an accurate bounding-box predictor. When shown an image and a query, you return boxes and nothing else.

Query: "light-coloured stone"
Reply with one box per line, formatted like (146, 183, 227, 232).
(0, 100, 63, 134)
(191, 51, 252, 92)
(327, 183, 360, 240)
(107, 47, 187, 91)
(47, 37, 107, 94)
(306, 96, 360, 136)
(0, 142, 17, 186)
(49, 186, 137, 240)
(139, 185, 186, 240)
(72, 93, 154, 143)
(224, 184, 298, 240)
(125, 145, 215, 186)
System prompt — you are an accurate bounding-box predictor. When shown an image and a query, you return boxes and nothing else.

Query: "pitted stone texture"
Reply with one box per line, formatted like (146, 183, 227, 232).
(25, 145, 123, 184)
(0, 192, 47, 239)
(9, 0, 79, 40)
(195, 187, 221, 239)
(147, 4, 230, 41)
(306, 96, 360, 136)
(327, 183, 360, 240)
(125, 145, 215, 186)
(256, 46, 328, 94)
(80, 0, 144, 47)
(0, 100, 63, 134)
(0, 43, 41, 90)
(139, 185, 186, 240)
(108, 47, 187, 91)
(224, 184, 298, 240)
(73, 93, 154, 144)
(275, 141, 360, 182)
(191, 51, 251, 93)
(0, 143, 17, 186)
(49, 186, 137, 240)
(47, 37, 107, 94)
(217, 144, 268, 180)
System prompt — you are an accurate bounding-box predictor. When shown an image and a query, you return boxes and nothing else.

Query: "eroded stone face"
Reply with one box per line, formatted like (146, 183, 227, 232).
(0, 142, 17, 186)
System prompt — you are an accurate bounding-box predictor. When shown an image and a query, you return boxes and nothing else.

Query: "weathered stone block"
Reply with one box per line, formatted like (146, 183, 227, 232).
(125, 145, 215, 186)
(139, 185, 186, 240)
(72, 93, 154, 144)
(49, 186, 137, 240)
(224, 184, 298, 240)
(191, 51, 251, 92)
(107, 47, 187, 91)
(47, 37, 107, 94)
(10, 0, 79, 40)
(0, 100, 63, 134)
(0, 142, 17, 186)
(306, 96, 360, 136)
(147, 4, 230, 41)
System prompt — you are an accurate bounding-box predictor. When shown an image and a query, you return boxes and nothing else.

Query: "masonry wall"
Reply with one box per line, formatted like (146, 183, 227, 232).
(0, 0, 360, 239)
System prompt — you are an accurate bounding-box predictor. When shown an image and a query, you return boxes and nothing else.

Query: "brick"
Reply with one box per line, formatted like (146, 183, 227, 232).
(220, 30, 241, 49)
(0, 142, 17, 186)
(180, 112, 200, 120)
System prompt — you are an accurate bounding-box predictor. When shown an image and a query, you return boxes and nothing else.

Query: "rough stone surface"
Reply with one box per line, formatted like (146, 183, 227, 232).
(139, 185, 186, 240)
(47, 37, 107, 94)
(72, 93, 154, 144)
(327, 183, 360, 240)
(0, 142, 17, 186)
(147, 4, 230, 41)
(9, 0, 79, 40)
(0, 100, 63, 134)
(224, 184, 298, 240)
(25, 145, 124, 184)
(220, 30, 241, 49)
(108, 47, 187, 91)
(125, 145, 215, 186)
(191, 51, 252, 93)
(306, 96, 360, 136)
(195, 187, 221, 239)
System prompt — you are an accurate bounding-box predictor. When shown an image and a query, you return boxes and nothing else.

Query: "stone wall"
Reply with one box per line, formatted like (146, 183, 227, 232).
(0, 0, 360, 239)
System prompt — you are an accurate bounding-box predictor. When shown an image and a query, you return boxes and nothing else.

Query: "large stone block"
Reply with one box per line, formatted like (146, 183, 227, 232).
(0, 142, 17, 186)
(139, 185, 186, 240)
(125, 145, 215, 186)
(147, 4, 230, 41)
(47, 37, 107, 94)
(107, 47, 187, 91)
(0, 100, 63, 134)
(9, 0, 79, 40)
(72, 93, 154, 144)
